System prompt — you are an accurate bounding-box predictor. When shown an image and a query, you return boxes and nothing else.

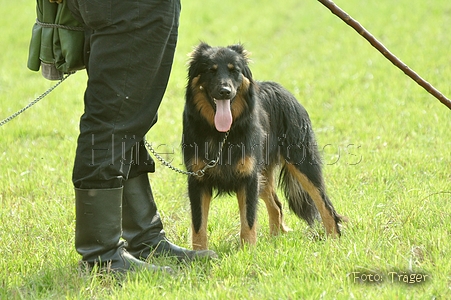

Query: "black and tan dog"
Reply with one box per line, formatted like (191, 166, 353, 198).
(182, 43, 342, 250)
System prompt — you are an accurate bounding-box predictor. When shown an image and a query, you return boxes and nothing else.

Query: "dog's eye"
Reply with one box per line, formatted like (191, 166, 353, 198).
(209, 65, 218, 73)
(231, 67, 240, 74)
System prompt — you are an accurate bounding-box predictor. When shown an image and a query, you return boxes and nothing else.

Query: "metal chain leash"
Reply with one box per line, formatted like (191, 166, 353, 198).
(0, 73, 73, 127)
(144, 131, 229, 177)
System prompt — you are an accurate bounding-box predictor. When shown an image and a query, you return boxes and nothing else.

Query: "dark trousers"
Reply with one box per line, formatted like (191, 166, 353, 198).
(68, 0, 181, 189)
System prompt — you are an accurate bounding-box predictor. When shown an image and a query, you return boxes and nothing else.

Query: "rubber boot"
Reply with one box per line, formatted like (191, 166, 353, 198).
(122, 174, 218, 261)
(75, 187, 172, 273)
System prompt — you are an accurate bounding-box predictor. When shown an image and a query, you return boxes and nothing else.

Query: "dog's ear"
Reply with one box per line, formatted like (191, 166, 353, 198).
(188, 42, 212, 78)
(188, 42, 211, 63)
(227, 44, 251, 63)
(228, 44, 253, 81)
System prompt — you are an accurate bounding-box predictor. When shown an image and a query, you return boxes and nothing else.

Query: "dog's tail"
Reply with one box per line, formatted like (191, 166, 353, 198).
(279, 163, 342, 235)
(279, 164, 321, 225)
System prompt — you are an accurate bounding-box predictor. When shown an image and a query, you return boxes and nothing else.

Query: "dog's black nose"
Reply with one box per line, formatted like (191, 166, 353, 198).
(219, 86, 232, 98)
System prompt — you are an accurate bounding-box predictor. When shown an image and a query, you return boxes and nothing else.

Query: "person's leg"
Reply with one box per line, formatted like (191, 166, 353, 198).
(69, 0, 181, 271)
(72, 0, 180, 188)
(122, 172, 218, 261)
(75, 187, 171, 272)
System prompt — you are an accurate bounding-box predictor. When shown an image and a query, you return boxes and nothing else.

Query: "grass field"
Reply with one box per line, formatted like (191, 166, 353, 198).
(1, 0, 450, 299)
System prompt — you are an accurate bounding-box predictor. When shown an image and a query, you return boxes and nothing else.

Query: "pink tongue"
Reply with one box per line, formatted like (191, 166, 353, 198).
(214, 99, 232, 132)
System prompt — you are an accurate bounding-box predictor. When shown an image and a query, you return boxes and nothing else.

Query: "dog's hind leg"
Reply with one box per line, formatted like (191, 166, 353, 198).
(260, 167, 292, 236)
(236, 179, 259, 246)
(189, 181, 212, 250)
(284, 163, 340, 237)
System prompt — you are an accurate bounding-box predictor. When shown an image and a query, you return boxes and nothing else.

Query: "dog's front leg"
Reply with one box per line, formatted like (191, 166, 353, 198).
(237, 178, 259, 246)
(189, 179, 212, 250)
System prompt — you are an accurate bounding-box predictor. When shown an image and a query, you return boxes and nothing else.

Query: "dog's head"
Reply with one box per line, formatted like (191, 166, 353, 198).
(187, 43, 254, 132)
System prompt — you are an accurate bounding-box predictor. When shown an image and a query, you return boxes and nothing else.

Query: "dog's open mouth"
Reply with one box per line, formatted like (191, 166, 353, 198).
(214, 98, 232, 132)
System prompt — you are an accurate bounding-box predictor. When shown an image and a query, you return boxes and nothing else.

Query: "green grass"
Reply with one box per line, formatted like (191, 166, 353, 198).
(1, 0, 450, 298)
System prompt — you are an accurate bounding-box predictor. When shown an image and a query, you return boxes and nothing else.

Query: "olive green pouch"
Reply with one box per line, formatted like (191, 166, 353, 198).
(28, 0, 85, 80)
